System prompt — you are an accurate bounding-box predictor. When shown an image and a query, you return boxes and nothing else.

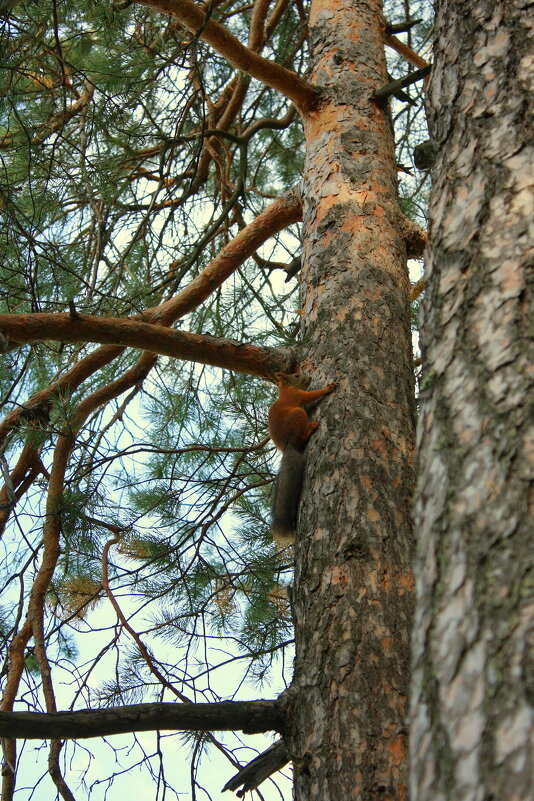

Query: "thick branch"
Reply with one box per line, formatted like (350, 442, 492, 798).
(0, 187, 301, 443)
(0, 314, 290, 379)
(0, 701, 284, 740)
(134, 0, 318, 112)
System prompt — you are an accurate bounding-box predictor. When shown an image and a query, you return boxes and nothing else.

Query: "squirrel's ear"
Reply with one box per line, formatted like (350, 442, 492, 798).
(273, 372, 285, 383)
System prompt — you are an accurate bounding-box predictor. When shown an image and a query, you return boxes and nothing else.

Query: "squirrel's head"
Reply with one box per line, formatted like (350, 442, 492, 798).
(274, 372, 312, 389)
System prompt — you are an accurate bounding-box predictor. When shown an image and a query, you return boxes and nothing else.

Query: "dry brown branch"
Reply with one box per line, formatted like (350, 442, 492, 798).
(385, 34, 430, 70)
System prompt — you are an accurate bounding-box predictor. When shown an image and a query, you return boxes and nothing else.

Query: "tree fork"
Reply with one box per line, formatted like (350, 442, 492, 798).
(134, 0, 319, 111)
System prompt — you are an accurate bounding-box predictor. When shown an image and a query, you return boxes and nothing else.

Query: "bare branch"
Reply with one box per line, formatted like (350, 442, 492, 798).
(0, 701, 285, 740)
(386, 35, 429, 70)
(372, 65, 431, 103)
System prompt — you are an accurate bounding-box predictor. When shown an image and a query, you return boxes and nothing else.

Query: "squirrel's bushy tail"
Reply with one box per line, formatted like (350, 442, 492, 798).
(271, 445, 305, 546)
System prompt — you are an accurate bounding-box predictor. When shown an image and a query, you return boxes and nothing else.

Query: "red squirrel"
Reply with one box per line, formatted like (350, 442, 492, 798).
(268, 372, 336, 545)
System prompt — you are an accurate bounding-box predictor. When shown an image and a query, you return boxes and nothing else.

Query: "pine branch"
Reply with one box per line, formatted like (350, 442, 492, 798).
(0, 701, 284, 740)
(0, 81, 95, 150)
(0, 313, 292, 379)
(133, 0, 319, 111)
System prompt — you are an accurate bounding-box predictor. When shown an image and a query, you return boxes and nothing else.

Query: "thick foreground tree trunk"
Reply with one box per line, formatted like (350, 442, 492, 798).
(284, 1, 416, 799)
(411, 1, 533, 799)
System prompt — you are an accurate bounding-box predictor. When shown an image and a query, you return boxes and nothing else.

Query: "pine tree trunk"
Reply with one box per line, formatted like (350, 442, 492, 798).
(284, 1, 416, 798)
(411, 1, 533, 799)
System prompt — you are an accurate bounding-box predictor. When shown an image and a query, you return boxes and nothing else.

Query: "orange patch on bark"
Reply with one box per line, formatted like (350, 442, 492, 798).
(387, 733, 407, 767)
(399, 571, 415, 592)
(367, 506, 380, 522)
(331, 564, 349, 588)
(309, 0, 361, 33)
(364, 285, 384, 302)
(304, 106, 341, 140)
(361, 475, 371, 489)
(371, 438, 385, 453)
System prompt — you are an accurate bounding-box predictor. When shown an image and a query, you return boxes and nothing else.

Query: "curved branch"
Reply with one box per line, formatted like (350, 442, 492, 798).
(0, 315, 291, 379)
(134, 0, 318, 112)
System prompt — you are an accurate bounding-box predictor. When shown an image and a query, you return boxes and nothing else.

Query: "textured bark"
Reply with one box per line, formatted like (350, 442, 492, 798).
(411, 2, 533, 800)
(284, 1, 416, 799)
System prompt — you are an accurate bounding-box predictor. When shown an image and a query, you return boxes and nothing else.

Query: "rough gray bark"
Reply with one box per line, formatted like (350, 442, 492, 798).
(411, 1, 534, 800)
(284, 1, 416, 798)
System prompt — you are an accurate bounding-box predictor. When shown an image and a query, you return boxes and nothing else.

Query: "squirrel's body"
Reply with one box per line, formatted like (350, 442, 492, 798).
(268, 372, 336, 545)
